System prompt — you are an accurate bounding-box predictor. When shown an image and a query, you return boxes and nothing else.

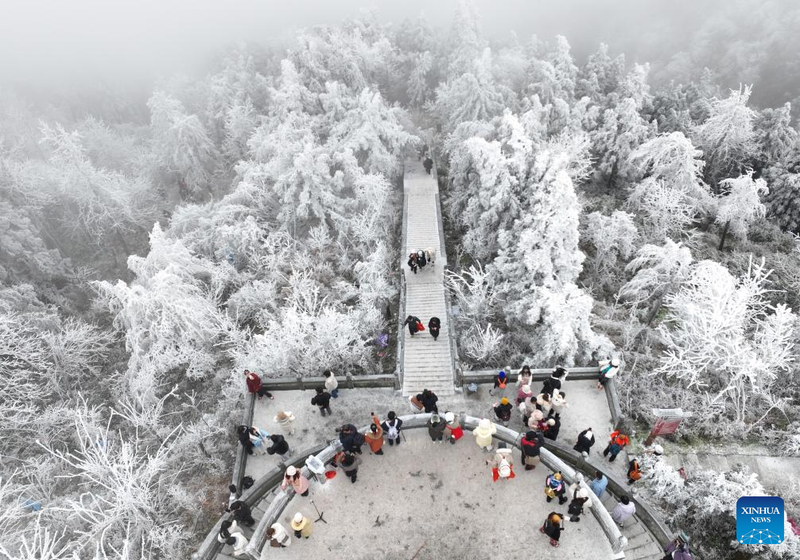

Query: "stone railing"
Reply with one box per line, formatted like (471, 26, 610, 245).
(258, 373, 397, 392)
(396, 159, 409, 387)
(231, 393, 256, 498)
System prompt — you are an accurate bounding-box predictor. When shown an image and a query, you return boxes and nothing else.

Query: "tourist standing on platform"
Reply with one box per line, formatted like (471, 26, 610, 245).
(311, 387, 332, 416)
(489, 370, 508, 396)
(267, 523, 292, 548)
(227, 500, 255, 526)
(339, 424, 365, 454)
(473, 418, 497, 453)
(520, 395, 538, 426)
(535, 392, 553, 416)
(416, 389, 439, 413)
(428, 316, 441, 341)
(338, 452, 362, 483)
(543, 415, 561, 441)
(589, 471, 609, 498)
(597, 357, 620, 389)
(574, 428, 595, 456)
(627, 457, 642, 485)
(444, 411, 463, 444)
(487, 445, 515, 481)
(266, 434, 293, 461)
(541, 366, 567, 396)
(516, 365, 532, 389)
(516, 383, 532, 405)
(324, 370, 339, 398)
(407, 252, 418, 274)
(527, 409, 546, 432)
(611, 496, 637, 526)
(545, 472, 568, 505)
(244, 369, 274, 400)
(520, 430, 544, 471)
(493, 397, 513, 427)
(281, 465, 310, 497)
(567, 474, 592, 521)
(603, 430, 630, 462)
(365, 413, 384, 455)
(274, 410, 296, 435)
(237, 425, 255, 455)
(427, 412, 447, 443)
(551, 390, 569, 414)
(218, 519, 243, 543)
(423, 155, 433, 175)
(404, 315, 423, 336)
(381, 411, 403, 446)
(540, 513, 565, 548)
(291, 512, 314, 538)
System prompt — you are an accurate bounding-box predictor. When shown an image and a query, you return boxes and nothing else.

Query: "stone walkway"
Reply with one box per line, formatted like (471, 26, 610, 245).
(401, 158, 453, 397)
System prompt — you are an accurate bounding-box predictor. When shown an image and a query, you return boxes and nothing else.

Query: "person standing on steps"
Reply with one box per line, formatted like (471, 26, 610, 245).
(603, 430, 630, 462)
(224, 532, 249, 556)
(404, 315, 423, 336)
(416, 389, 439, 413)
(520, 430, 544, 471)
(324, 370, 339, 399)
(489, 370, 508, 396)
(291, 512, 313, 539)
(545, 471, 568, 505)
(427, 411, 447, 443)
(428, 316, 441, 341)
(540, 512, 565, 548)
(382, 411, 403, 446)
(567, 474, 592, 522)
(339, 424, 365, 454)
(338, 452, 362, 483)
(611, 495, 637, 526)
(267, 523, 292, 548)
(244, 369, 274, 400)
(281, 465, 310, 497)
(416, 249, 427, 271)
(473, 418, 497, 453)
(227, 500, 255, 526)
(597, 356, 620, 389)
(425, 247, 436, 265)
(311, 387, 332, 417)
(218, 519, 243, 544)
(493, 397, 513, 427)
(407, 252, 418, 274)
(589, 471, 609, 498)
(266, 434, 293, 462)
(274, 410, 296, 435)
(364, 413, 384, 455)
(423, 155, 433, 175)
(573, 428, 596, 456)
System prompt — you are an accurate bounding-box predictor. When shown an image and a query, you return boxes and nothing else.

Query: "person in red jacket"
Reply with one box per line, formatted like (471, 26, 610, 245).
(602, 430, 630, 462)
(244, 369, 274, 400)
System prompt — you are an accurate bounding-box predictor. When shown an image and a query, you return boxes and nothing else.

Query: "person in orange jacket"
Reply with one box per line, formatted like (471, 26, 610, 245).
(602, 430, 630, 462)
(364, 413, 384, 455)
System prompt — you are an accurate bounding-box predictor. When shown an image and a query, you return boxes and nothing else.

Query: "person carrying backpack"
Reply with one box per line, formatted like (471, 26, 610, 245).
(428, 316, 441, 341)
(416, 389, 438, 413)
(444, 411, 463, 444)
(364, 413, 384, 455)
(339, 424, 364, 454)
(597, 357, 620, 389)
(487, 445, 515, 482)
(540, 512, 565, 548)
(381, 411, 403, 446)
(493, 398, 513, 427)
(545, 472, 567, 505)
(489, 370, 508, 396)
(416, 249, 427, 270)
(627, 457, 642, 484)
(423, 156, 433, 175)
(566, 474, 592, 521)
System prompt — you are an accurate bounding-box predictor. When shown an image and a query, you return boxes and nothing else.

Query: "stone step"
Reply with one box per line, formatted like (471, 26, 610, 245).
(625, 529, 653, 549)
(625, 542, 663, 560)
(621, 520, 646, 538)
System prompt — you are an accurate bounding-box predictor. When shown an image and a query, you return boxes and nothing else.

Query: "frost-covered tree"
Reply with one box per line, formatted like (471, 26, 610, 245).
(752, 102, 798, 167)
(715, 170, 768, 250)
(583, 210, 638, 279)
(407, 51, 433, 107)
(656, 258, 797, 424)
(577, 43, 625, 103)
(592, 98, 655, 189)
(692, 85, 756, 191)
(447, 0, 485, 79)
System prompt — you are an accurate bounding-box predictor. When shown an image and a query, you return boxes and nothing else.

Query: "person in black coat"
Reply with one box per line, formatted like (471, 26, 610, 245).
(416, 249, 427, 269)
(404, 315, 421, 336)
(540, 512, 563, 547)
(493, 398, 513, 427)
(428, 316, 441, 341)
(416, 389, 438, 413)
(339, 424, 364, 454)
(543, 414, 561, 441)
(311, 387, 332, 416)
(520, 430, 544, 470)
(227, 500, 255, 526)
(266, 434, 292, 461)
(381, 411, 404, 446)
(423, 156, 433, 175)
(573, 428, 595, 455)
(407, 253, 418, 274)
(237, 425, 254, 455)
(541, 366, 567, 396)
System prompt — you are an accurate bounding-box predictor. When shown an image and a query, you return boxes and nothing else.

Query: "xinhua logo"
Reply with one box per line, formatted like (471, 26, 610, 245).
(736, 496, 784, 545)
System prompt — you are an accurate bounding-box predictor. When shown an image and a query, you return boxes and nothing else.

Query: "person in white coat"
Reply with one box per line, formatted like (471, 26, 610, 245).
(274, 411, 296, 435)
(473, 418, 497, 453)
(223, 532, 249, 556)
(566, 474, 592, 521)
(265, 522, 292, 549)
(324, 370, 339, 398)
(597, 357, 620, 389)
(611, 495, 637, 526)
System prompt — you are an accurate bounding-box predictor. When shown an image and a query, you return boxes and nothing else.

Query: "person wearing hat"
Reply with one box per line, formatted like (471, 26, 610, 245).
(490, 370, 508, 396)
(280, 465, 310, 497)
(540, 512, 565, 547)
(652, 444, 664, 456)
(520, 395, 538, 426)
(573, 428, 596, 456)
(567, 473, 592, 521)
(473, 418, 497, 453)
(310, 387, 332, 416)
(516, 383, 533, 405)
(291, 512, 313, 539)
(267, 522, 292, 548)
(545, 471, 567, 504)
(364, 413, 384, 455)
(427, 412, 447, 443)
(493, 397, 513, 427)
(338, 452, 362, 483)
(381, 411, 403, 446)
(520, 430, 544, 471)
(542, 414, 561, 441)
(428, 316, 441, 341)
(528, 409, 548, 432)
(487, 445, 515, 481)
(443, 411, 463, 444)
(273, 410, 296, 435)
(597, 356, 620, 389)
(516, 365, 532, 389)
(541, 366, 567, 396)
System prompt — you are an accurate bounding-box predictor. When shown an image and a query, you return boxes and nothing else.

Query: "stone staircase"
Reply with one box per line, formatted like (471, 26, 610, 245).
(598, 491, 665, 560)
(401, 158, 454, 397)
(216, 491, 275, 560)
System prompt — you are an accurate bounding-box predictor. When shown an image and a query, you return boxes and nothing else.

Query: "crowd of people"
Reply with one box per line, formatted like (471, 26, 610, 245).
(221, 365, 684, 558)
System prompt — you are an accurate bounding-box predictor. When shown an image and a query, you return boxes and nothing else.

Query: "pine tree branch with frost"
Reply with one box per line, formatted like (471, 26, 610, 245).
(715, 170, 768, 250)
(583, 210, 638, 279)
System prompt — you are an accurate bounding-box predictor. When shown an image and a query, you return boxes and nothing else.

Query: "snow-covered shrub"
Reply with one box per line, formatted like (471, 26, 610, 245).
(583, 210, 638, 280)
(715, 170, 768, 250)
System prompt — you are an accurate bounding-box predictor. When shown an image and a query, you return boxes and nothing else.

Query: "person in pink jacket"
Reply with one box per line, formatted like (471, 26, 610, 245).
(280, 465, 310, 497)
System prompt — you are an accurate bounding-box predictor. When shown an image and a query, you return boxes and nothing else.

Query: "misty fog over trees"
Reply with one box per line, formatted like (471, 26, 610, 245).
(2, 1, 800, 558)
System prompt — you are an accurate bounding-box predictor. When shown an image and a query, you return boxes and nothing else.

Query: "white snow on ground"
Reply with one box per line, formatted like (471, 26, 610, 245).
(247, 380, 616, 481)
(261, 431, 614, 560)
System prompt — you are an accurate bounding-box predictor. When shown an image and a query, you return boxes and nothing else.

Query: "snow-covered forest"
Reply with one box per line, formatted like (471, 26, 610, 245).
(3, 0, 800, 558)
